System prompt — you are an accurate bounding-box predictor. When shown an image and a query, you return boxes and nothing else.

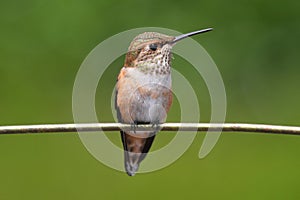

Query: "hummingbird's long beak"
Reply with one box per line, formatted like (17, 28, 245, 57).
(172, 28, 213, 43)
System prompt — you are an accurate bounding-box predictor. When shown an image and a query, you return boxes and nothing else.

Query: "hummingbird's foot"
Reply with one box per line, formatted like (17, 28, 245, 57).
(131, 121, 138, 134)
(151, 121, 161, 132)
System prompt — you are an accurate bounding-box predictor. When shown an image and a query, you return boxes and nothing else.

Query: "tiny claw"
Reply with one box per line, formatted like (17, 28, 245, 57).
(131, 122, 138, 134)
(151, 121, 161, 132)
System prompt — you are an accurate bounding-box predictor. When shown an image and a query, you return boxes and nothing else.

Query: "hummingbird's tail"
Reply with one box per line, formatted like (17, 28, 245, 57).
(120, 131, 156, 176)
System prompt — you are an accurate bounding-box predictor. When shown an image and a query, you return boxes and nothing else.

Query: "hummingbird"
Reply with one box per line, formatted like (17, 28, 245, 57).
(115, 28, 212, 176)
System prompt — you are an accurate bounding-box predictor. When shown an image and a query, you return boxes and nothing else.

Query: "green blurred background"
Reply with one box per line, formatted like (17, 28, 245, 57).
(1, 0, 300, 199)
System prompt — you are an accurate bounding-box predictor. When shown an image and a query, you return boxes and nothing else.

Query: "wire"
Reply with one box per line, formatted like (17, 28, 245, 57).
(0, 123, 299, 135)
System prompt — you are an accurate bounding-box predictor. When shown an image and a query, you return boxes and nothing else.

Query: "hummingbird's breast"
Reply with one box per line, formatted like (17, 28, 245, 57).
(116, 67, 172, 124)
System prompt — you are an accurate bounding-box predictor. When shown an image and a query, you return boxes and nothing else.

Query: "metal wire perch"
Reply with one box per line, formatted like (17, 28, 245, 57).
(0, 123, 300, 135)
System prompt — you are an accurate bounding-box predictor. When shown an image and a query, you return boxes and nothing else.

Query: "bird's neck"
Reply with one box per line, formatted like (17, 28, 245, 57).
(135, 58, 171, 76)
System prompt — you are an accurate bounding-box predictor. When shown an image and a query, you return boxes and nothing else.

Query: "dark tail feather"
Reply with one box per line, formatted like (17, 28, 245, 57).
(120, 131, 156, 176)
(139, 133, 156, 162)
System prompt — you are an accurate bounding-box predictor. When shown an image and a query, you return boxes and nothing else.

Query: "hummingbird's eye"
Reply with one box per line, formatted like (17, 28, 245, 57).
(149, 43, 158, 51)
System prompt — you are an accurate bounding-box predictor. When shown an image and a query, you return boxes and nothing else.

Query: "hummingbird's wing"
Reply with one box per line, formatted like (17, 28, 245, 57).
(114, 88, 123, 123)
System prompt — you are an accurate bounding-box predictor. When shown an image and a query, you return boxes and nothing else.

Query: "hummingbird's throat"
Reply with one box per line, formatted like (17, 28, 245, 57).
(136, 46, 172, 75)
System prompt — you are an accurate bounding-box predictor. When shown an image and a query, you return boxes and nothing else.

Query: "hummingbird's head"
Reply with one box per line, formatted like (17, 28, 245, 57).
(124, 32, 175, 75)
(124, 28, 213, 75)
